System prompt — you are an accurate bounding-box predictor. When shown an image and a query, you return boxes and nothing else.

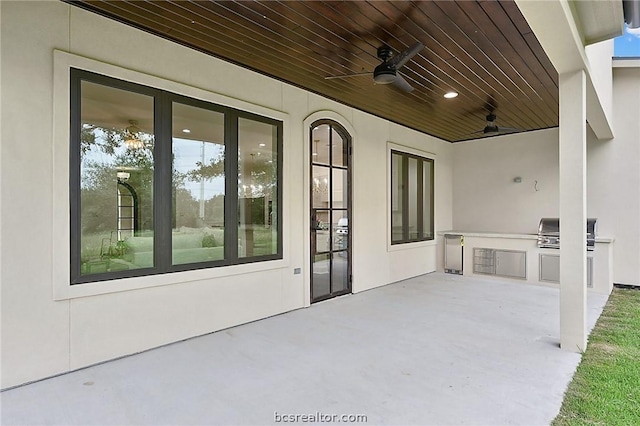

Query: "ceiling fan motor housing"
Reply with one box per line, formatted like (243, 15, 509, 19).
(374, 45, 397, 84)
(377, 45, 394, 61)
(484, 113, 499, 134)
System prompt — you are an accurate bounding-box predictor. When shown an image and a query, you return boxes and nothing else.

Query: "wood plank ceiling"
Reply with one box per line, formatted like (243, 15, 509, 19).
(67, 0, 559, 142)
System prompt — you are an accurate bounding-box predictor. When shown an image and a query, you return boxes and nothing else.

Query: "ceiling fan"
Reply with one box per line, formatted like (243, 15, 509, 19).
(464, 98, 522, 138)
(325, 42, 424, 93)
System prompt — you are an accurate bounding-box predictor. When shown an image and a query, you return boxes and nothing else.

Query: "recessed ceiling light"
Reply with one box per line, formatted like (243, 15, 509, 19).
(312, 153, 318, 156)
(259, 143, 266, 147)
(182, 129, 191, 133)
(444, 91, 458, 99)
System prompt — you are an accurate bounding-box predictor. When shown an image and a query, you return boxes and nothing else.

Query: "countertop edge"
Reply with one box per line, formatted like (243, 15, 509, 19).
(437, 230, 615, 243)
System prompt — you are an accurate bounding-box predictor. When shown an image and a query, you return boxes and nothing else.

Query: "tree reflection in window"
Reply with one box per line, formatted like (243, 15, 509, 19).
(79, 118, 154, 274)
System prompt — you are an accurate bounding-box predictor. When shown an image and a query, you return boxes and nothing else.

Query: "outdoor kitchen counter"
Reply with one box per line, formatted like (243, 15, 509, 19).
(437, 231, 615, 295)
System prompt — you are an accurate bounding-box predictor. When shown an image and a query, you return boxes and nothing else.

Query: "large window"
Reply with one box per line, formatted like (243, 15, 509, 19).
(391, 150, 434, 244)
(70, 69, 282, 284)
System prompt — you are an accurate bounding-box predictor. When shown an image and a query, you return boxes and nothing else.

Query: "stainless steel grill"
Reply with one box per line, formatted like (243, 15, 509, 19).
(537, 218, 597, 251)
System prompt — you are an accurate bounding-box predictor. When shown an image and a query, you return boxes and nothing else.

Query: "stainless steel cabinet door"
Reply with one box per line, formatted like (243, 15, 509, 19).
(539, 254, 593, 287)
(444, 234, 463, 273)
(495, 250, 526, 279)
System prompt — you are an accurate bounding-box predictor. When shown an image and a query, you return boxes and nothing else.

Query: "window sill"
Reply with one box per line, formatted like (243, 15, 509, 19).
(387, 239, 437, 252)
(54, 258, 289, 300)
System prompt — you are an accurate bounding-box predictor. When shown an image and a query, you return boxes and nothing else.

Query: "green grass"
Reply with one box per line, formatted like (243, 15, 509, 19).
(553, 288, 640, 426)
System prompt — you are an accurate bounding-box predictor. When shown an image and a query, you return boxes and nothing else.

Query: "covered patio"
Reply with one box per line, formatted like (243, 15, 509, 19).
(1, 273, 608, 425)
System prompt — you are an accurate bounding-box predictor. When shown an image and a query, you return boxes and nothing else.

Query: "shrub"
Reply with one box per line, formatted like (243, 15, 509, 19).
(202, 234, 217, 248)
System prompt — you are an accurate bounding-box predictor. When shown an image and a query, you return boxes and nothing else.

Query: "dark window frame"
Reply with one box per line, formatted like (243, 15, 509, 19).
(70, 68, 283, 284)
(390, 149, 434, 245)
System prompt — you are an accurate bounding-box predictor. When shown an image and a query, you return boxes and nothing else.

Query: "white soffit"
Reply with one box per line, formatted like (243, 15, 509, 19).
(573, 0, 625, 45)
(516, 0, 617, 139)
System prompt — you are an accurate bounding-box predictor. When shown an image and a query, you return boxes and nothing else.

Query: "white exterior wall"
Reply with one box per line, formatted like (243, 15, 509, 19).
(453, 68, 640, 285)
(587, 66, 640, 285)
(0, 2, 453, 388)
(452, 129, 560, 234)
(585, 40, 614, 124)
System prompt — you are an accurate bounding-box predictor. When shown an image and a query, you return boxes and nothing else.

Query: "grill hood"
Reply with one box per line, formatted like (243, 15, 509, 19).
(537, 218, 597, 251)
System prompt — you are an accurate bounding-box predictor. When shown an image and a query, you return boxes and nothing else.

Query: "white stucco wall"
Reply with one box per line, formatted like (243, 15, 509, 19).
(453, 66, 640, 285)
(587, 65, 640, 285)
(585, 40, 614, 124)
(452, 128, 560, 234)
(0, 1, 452, 388)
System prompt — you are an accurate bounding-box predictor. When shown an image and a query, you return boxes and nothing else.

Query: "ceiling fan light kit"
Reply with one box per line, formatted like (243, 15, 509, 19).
(373, 63, 396, 84)
(483, 125, 499, 134)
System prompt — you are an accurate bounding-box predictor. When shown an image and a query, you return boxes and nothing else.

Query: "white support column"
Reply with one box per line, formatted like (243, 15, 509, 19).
(559, 70, 588, 352)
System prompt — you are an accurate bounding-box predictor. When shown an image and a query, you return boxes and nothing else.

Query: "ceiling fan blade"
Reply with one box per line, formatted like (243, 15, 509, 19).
(324, 72, 372, 80)
(390, 42, 424, 69)
(391, 74, 414, 92)
(485, 94, 498, 112)
(468, 128, 521, 139)
(498, 126, 522, 132)
(459, 130, 484, 137)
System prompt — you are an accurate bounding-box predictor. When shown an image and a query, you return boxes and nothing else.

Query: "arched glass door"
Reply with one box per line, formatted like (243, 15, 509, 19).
(310, 121, 351, 303)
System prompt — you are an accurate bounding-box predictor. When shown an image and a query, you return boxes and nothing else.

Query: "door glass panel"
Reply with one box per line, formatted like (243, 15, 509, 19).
(238, 117, 278, 258)
(313, 209, 331, 253)
(312, 165, 330, 209)
(332, 210, 348, 252)
(79, 81, 154, 276)
(332, 168, 347, 208)
(331, 128, 347, 167)
(171, 102, 225, 265)
(391, 152, 404, 243)
(311, 124, 330, 165)
(332, 254, 348, 293)
(313, 253, 331, 299)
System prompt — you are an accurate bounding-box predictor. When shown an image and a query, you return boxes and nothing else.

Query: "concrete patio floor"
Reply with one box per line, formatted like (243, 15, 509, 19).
(1, 273, 608, 425)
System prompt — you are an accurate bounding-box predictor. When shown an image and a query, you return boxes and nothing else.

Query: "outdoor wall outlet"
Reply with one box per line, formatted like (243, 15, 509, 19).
(294, 268, 301, 275)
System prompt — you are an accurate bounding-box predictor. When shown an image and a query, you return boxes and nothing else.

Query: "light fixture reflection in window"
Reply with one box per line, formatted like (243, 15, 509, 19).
(125, 120, 145, 150)
(116, 171, 130, 181)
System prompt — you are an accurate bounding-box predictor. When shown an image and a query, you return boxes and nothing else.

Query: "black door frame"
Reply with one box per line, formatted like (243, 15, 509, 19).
(309, 119, 352, 303)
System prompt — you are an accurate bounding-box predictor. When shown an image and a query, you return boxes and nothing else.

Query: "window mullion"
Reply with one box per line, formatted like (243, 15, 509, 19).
(402, 155, 409, 242)
(155, 92, 172, 272)
(225, 112, 239, 262)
